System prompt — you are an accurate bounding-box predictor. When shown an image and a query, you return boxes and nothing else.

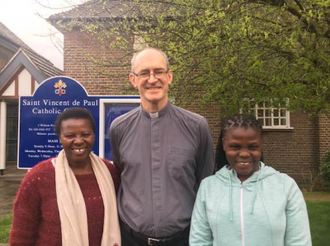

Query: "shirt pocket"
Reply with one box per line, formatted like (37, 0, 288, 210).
(168, 146, 196, 179)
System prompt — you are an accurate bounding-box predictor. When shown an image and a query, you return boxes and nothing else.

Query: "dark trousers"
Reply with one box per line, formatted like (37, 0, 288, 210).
(120, 224, 189, 246)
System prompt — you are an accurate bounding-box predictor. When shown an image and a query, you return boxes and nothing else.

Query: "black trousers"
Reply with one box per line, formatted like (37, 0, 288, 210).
(120, 224, 189, 246)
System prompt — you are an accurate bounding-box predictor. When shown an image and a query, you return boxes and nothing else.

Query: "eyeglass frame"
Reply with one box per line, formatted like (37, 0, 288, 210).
(132, 69, 170, 80)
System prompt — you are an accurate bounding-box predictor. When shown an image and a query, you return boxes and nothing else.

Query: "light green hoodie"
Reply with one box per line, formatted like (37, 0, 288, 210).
(190, 162, 311, 246)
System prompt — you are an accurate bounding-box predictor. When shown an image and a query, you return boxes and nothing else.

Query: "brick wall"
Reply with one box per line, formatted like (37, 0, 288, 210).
(63, 30, 134, 95)
(184, 100, 222, 149)
(318, 114, 330, 163)
(262, 112, 319, 185)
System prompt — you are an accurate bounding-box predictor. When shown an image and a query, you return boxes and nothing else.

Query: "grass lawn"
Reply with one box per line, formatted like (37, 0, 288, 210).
(306, 201, 330, 246)
(0, 193, 329, 244)
(0, 214, 12, 243)
(303, 191, 330, 245)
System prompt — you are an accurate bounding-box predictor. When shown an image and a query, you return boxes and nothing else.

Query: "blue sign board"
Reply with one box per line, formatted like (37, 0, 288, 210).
(18, 76, 140, 169)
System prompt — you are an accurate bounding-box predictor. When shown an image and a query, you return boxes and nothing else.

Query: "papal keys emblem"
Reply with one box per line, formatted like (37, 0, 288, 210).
(54, 79, 67, 96)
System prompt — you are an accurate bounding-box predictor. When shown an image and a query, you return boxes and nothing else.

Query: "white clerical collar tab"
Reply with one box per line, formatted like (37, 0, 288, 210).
(149, 112, 159, 118)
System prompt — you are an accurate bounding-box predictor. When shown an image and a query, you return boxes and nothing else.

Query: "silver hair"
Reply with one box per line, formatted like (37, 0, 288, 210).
(131, 47, 170, 73)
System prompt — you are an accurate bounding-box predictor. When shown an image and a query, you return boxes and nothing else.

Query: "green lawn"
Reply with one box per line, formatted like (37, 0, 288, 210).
(307, 201, 330, 246)
(0, 214, 12, 243)
(0, 201, 329, 244)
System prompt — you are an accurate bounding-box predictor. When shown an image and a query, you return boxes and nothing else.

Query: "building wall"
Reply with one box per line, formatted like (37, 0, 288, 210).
(63, 30, 133, 95)
(318, 114, 330, 162)
(63, 30, 327, 186)
(262, 112, 319, 185)
(184, 100, 222, 150)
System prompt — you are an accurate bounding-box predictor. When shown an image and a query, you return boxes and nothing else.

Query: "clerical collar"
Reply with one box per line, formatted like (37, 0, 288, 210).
(140, 100, 170, 118)
(149, 112, 159, 118)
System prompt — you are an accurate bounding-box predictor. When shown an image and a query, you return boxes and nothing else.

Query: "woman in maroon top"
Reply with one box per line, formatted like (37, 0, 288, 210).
(10, 108, 121, 246)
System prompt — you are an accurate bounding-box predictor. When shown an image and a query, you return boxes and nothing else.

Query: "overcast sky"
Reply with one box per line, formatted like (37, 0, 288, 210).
(0, 0, 87, 70)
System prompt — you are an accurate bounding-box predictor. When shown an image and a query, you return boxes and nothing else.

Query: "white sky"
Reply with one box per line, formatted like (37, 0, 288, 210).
(0, 0, 88, 70)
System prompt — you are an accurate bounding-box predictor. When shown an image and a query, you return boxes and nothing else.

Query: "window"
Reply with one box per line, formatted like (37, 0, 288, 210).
(247, 100, 292, 129)
(6, 102, 18, 161)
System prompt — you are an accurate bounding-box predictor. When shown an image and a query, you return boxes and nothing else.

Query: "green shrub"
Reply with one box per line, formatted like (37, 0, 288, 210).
(320, 151, 330, 182)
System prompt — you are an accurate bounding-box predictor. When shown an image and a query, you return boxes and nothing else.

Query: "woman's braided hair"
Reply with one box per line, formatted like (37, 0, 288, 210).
(222, 114, 262, 136)
(215, 114, 262, 171)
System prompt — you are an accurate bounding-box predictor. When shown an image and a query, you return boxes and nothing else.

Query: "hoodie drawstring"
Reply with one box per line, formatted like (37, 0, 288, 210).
(250, 169, 261, 214)
(227, 163, 262, 220)
(229, 169, 233, 221)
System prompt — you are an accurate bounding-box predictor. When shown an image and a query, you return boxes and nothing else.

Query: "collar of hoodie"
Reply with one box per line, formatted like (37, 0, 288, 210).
(227, 163, 262, 222)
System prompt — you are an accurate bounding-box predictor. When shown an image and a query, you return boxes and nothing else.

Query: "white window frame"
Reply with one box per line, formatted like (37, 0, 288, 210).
(243, 99, 293, 130)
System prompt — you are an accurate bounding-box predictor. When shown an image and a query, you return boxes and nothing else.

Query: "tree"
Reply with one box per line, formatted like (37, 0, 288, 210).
(50, 0, 330, 116)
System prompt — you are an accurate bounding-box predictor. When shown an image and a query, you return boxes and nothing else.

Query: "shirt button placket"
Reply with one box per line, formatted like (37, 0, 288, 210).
(151, 117, 162, 232)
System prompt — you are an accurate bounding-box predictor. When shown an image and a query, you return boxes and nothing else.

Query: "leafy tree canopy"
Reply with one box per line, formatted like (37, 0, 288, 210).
(54, 0, 330, 116)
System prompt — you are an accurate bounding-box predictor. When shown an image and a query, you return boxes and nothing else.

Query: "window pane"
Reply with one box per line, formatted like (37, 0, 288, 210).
(7, 109, 18, 117)
(280, 109, 286, 117)
(274, 118, 279, 125)
(265, 109, 271, 117)
(258, 118, 264, 126)
(281, 118, 286, 125)
(265, 118, 271, 126)
(6, 117, 18, 139)
(6, 140, 17, 161)
(6, 102, 18, 161)
(258, 110, 263, 117)
(273, 109, 279, 117)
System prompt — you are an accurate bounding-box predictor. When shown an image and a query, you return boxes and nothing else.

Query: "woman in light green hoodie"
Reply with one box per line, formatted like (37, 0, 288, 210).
(190, 114, 311, 246)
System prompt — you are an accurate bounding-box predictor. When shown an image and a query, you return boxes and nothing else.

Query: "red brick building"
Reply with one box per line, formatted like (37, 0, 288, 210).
(49, 1, 330, 187)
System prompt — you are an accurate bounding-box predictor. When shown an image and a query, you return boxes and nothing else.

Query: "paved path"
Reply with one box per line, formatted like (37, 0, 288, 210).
(0, 163, 26, 219)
